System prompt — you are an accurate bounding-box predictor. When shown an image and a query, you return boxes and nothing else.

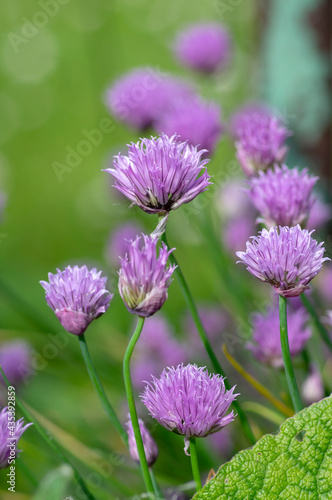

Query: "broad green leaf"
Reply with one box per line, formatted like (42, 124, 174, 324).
(32, 464, 73, 500)
(194, 396, 332, 500)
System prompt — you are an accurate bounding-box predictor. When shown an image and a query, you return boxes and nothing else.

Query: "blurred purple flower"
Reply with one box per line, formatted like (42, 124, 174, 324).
(40, 265, 113, 336)
(247, 165, 318, 228)
(224, 216, 256, 255)
(230, 103, 275, 140)
(247, 305, 311, 368)
(217, 180, 257, 254)
(105, 134, 211, 214)
(0, 407, 32, 469)
(118, 234, 176, 317)
(105, 223, 142, 268)
(132, 315, 186, 389)
(105, 68, 194, 130)
(231, 106, 291, 176)
(141, 364, 238, 453)
(302, 366, 324, 406)
(216, 180, 251, 219)
(307, 196, 331, 231)
(126, 416, 158, 467)
(236, 225, 329, 297)
(184, 305, 227, 341)
(156, 99, 223, 155)
(174, 23, 232, 74)
(183, 305, 228, 358)
(206, 426, 233, 459)
(0, 341, 32, 388)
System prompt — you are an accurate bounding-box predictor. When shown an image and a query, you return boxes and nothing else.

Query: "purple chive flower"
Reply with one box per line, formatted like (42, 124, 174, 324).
(302, 366, 324, 406)
(231, 108, 291, 176)
(118, 234, 176, 317)
(247, 305, 311, 368)
(0, 407, 32, 469)
(174, 23, 232, 74)
(141, 364, 238, 453)
(105, 223, 142, 268)
(156, 98, 223, 155)
(105, 68, 194, 130)
(236, 225, 329, 297)
(0, 341, 32, 388)
(126, 417, 158, 467)
(247, 165, 318, 228)
(132, 315, 186, 389)
(229, 103, 274, 140)
(40, 266, 113, 336)
(104, 134, 211, 214)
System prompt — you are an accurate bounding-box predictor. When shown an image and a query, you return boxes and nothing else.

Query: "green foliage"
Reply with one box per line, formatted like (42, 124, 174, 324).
(194, 396, 332, 500)
(0, 0, 258, 493)
(32, 465, 73, 500)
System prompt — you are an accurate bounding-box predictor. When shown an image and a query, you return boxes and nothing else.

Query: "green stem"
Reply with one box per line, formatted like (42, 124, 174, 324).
(279, 296, 303, 413)
(189, 438, 202, 492)
(0, 367, 96, 500)
(78, 334, 128, 447)
(196, 211, 250, 318)
(161, 231, 256, 446)
(162, 232, 225, 377)
(302, 348, 310, 373)
(150, 468, 164, 499)
(123, 316, 155, 497)
(301, 293, 332, 353)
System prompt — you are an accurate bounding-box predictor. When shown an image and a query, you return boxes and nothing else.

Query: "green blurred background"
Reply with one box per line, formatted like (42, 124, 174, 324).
(0, 0, 330, 498)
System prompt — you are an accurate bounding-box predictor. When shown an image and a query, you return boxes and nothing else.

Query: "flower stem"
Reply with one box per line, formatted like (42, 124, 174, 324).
(301, 293, 332, 354)
(161, 232, 223, 375)
(0, 367, 96, 500)
(189, 438, 202, 492)
(123, 316, 155, 497)
(161, 230, 256, 446)
(150, 468, 164, 499)
(196, 210, 251, 318)
(279, 296, 303, 413)
(78, 334, 128, 446)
